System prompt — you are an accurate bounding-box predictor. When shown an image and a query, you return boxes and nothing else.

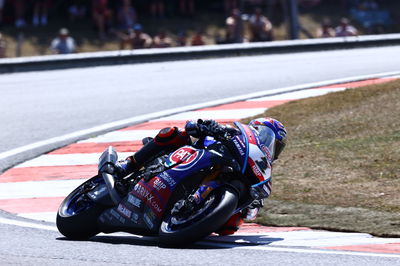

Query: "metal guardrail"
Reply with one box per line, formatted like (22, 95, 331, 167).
(0, 33, 400, 73)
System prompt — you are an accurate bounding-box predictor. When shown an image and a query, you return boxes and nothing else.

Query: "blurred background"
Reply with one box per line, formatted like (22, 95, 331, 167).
(0, 0, 399, 58)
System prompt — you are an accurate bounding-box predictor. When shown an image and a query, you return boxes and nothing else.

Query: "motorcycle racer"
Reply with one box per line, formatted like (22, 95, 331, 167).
(116, 118, 287, 235)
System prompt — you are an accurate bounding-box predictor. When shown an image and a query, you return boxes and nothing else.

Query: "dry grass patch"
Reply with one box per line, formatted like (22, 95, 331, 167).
(243, 79, 400, 236)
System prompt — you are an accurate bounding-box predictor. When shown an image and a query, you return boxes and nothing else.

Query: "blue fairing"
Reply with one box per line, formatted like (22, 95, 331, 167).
(234, 122, 249, 174)
(164, 146, 213, 183)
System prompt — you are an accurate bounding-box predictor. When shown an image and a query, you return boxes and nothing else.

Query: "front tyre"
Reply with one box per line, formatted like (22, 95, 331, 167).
(159, 186, 238, 246)
(56, 176, 105, 240)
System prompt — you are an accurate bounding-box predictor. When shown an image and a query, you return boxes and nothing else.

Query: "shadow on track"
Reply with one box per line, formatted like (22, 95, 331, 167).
(57, 233, 284, 249)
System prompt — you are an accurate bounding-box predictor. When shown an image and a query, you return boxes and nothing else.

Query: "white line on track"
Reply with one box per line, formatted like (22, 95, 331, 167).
(0, 179, 84, 199)
(198, 241, 400, 258)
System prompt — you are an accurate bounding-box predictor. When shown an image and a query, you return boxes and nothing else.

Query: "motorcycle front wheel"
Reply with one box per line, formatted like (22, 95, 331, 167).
(56, 176, 106, 240)
(159, 186, 238, 246)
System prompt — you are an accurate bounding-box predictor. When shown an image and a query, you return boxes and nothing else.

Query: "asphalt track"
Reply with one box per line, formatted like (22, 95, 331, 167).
(1, 46, 400, 265)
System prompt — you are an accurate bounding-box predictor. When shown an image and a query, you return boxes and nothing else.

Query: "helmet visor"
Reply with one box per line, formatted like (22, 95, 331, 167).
(256, 126, 276, 159)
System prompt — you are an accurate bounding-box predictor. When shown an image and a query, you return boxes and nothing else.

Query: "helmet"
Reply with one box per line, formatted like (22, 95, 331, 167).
(248, 117, 287, 161)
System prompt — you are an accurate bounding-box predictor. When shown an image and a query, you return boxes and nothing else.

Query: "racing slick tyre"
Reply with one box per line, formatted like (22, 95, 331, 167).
(159, 186, 239, 246)
(56, 176, 105, 240)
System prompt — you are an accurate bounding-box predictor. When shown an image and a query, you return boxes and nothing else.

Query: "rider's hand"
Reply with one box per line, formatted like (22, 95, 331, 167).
(197, 119, 227, 139)
(200, 119, 222, 135)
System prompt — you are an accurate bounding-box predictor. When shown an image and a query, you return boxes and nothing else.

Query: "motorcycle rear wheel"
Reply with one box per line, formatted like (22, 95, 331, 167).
(56, 176, 105, 240)
(159, 186, 238, 246)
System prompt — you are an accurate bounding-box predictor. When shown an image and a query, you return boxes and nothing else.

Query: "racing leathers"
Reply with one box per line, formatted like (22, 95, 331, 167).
(116, 119, 272, 235)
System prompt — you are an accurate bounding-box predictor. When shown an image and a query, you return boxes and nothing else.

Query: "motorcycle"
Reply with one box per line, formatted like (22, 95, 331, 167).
(56, 122, 273, 246)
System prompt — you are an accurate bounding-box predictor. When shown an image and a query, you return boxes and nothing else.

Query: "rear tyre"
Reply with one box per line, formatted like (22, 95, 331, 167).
(159, 186, 238, 246)
(56, 176, 105, 240)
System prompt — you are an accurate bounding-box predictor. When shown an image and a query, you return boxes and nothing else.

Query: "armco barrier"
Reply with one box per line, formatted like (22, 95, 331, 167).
(1, 33, 400, 73)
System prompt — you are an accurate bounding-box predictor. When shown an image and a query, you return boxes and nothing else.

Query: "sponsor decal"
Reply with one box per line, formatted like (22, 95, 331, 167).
(148, 177, 172, 202)
(248, 158, 264, 182)
(133, 183, 163, 215)
(260, 145, 272, 162)
(169, 147, 199, 165)
(110, 208, 126, 224)
(153, 178, 167, 191)
(131, 212, 139, 223)
(134, 183, 154, 202)
(235, 135, 246, 147)
(233, 137, 245, 156)
(159, 171, 177, 188)
(251, 164, 263, 179)
(170, 147, 205, 171)
(127, 194, 142, 208)
(143, 209, 156, 229)
(117, 204, 132, 219)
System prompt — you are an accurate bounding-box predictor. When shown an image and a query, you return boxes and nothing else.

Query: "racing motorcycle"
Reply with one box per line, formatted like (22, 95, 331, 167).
(56, 122, 273, 246)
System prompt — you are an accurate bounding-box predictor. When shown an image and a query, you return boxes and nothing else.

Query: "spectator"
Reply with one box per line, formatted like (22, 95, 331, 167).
(179, 0, 195, 17)
(129, 24, 152, 49)
(50, 28, 76, 54)
(32, 0, 51, 26)
(152, 31, 173, 48)
(248, 8, 273, 42)
(335, 17, 358, 37)
(92, 0, 113, 39)
(68, 0, 87, 23)
(14, 0, 27, 28)
(191, 31, 205, 46)
(117, 0, 136, 31)
(0, 32, 6, 58)
(225, 8, 244, 43)
(150, 0, 165, 18)
(316, 18, 335, 38)
(0, 0, 4, 26)
(176, 31, 187, 46)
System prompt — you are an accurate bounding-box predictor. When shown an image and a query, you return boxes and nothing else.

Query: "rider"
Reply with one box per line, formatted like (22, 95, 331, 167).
(116, 118, 287, 235)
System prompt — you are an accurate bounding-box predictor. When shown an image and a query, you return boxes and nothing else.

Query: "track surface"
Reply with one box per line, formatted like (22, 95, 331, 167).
(2, 46, 400, 166)
(1, 47, 400, 265)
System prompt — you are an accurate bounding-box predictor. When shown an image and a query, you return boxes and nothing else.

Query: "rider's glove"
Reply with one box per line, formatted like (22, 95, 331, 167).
(249, 180, 271, 200)
(203, 119, 223, 135)
(185, 119, 222, 138)
(197, 119, 225, 138)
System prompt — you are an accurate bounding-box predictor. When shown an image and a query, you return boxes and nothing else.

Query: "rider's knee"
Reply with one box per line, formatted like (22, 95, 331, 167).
(155, 127, 190, 146)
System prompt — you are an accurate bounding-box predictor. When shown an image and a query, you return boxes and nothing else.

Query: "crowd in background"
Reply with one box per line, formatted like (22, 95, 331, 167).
(0, 0, 394, 57)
